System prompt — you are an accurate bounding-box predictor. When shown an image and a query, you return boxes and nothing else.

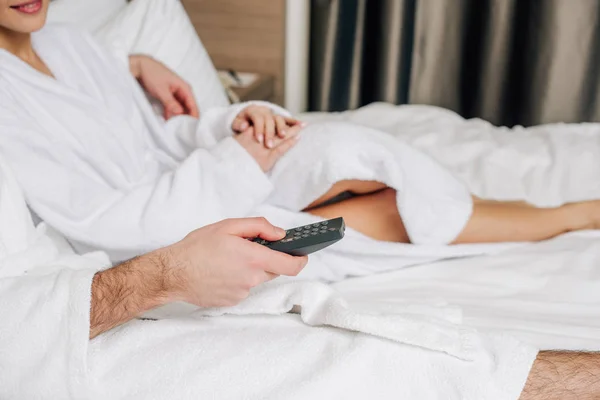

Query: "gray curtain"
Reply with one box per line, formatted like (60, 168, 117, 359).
(309, 0, 600, 127)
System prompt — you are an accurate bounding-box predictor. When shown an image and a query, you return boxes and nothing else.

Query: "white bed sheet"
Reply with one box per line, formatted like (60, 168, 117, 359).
(299, 103, 600, 351)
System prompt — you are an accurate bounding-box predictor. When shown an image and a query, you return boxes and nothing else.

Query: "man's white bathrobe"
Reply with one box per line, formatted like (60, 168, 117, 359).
(0, 157, 537, 399)
(0, 25, 511, 281)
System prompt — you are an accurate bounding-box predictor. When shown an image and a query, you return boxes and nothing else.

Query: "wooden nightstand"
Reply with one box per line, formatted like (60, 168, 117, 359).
(219, 71, 276, 103)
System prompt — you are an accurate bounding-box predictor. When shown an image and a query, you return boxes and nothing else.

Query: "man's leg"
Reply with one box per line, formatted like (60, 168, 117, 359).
(307, 182, 600, 244)
(520, 351, 600, 400)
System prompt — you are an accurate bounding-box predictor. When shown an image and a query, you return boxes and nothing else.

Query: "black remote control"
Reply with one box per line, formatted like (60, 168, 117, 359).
(250, 217, 345, 256)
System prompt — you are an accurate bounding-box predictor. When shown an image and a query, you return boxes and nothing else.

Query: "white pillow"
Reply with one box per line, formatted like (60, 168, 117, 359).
(47, 0, 127, 32)
(93, 0, 230, 112)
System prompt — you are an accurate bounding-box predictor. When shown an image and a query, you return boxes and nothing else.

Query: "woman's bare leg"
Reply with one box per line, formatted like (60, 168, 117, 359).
(453, 198, 598, 244)
(304, 180, 388, 210)
(308, 188, 410, 242)
(307, 187, 600, 244)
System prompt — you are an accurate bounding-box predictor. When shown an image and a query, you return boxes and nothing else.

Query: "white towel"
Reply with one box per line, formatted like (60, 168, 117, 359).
(147, 280, 478, 360)
(93, 280, 538, 400)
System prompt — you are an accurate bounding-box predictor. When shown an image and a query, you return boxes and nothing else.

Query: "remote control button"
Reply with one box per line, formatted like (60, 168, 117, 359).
(311, 232, 318, 236)
(282, 238, 293, 243)
(312, 223, 320, 228)
(302, 234, 309, 238)
(328, 227, 336, 231)
(295, 227, 303, 232)
(322, 221, 329, 225)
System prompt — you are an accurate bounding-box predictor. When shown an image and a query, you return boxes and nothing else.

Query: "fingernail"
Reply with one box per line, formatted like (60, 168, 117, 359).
(275, 227, 286, 236)
(257, 134, 264, 143)
(280, 130, 286, 137)
(267, 140, 274, 148)
(241, 122, 249, 130)
(301, 122, 308, 127)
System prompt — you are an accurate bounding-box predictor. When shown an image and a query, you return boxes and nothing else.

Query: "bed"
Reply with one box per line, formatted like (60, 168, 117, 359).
(51, 0, 600, 374)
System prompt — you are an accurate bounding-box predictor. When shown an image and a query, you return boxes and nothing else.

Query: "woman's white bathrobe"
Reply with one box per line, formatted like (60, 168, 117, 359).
(0, 25, 509, 281)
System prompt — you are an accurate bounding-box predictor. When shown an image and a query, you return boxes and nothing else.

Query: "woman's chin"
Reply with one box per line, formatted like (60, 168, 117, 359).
(1, 0, 49, 34)
(3, 15, 47, 34)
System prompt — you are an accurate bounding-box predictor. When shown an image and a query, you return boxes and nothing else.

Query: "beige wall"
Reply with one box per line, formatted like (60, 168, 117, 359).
(182, 0, 287, 105)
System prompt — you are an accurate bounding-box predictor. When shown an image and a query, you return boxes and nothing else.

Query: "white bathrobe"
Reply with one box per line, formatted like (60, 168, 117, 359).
(0, 157, 537, 400)
(0, 25, 512, 281)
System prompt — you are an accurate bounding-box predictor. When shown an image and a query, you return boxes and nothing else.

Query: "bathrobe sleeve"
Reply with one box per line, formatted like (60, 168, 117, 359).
(0, 159, 97, 399)
(2, 123, 277, 261)
(0, 269, 96, 399)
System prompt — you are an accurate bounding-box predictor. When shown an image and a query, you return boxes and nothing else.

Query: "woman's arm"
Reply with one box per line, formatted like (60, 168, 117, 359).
(129, 54, 199, 120)
(4, 123, 298, 262)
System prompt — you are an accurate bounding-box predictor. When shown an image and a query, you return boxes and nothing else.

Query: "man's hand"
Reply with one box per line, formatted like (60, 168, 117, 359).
(164, 218, 308, 308)
(231, 105, 304, 149)
(129, 54, 199, 120)
(90, 218, 308, 338)
(234, 125, 302, 172)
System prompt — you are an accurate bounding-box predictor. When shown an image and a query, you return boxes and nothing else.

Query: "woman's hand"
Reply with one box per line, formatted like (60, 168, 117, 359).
(234, 124, 302, 172)
(232, 105, 305, 149)
(129, 55, 199, 120)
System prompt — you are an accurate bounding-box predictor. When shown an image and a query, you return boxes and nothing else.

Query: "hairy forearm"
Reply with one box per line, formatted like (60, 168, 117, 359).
(90, 252, 172, 339)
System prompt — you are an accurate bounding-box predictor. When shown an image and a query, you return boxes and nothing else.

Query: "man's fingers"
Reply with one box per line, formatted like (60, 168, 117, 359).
(174, 86, 199, 118)
(254, 249, 309, 277)
(265, 271, 279, 282)
(275, 115, 287, 138)
(221, 217, 286, 241)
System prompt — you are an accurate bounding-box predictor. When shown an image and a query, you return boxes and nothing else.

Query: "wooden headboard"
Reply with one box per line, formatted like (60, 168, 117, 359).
(181, 0, 286, 105)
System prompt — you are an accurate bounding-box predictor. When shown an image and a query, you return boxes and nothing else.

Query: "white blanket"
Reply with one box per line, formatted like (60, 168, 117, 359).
(300, 103, 600, 352)
(90, 282, 536, 400)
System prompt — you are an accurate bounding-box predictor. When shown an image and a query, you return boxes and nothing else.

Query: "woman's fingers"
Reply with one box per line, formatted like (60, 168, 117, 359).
(159, 90, 184, 120)
(275, 115, 287, 138)
(250, 113, 266, 144)
(264, 115, 276, 149)
(231, 116, 250, 133)
(270, 133, 300, 165)
(284, 117, 305, 127)
(173, 85, 199, 118)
